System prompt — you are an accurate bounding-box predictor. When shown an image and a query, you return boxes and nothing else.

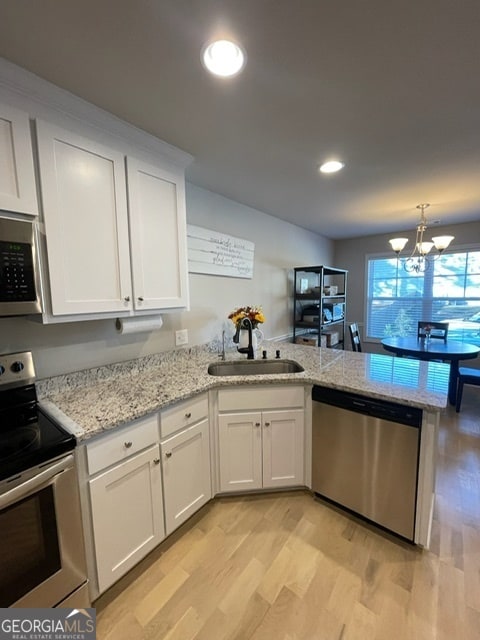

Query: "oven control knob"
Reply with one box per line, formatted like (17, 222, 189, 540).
(11, 361, 24, 373)
(0, 365, 4, 376)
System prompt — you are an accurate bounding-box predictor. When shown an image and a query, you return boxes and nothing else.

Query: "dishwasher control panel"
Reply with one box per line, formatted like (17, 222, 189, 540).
(312, 385, 422, 428)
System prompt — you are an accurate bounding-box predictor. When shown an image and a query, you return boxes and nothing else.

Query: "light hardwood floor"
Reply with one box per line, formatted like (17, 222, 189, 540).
(95, 389, 480, 640)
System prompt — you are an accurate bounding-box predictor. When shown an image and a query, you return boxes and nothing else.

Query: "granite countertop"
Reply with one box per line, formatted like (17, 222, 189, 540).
(37, 341, 449, 441)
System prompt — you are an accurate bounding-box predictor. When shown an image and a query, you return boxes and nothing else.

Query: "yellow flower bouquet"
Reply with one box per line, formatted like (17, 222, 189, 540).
(228, 305, 265, 329)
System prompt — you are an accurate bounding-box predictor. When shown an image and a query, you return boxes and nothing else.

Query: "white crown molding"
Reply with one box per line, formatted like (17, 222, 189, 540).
(0, 57, 193, 169)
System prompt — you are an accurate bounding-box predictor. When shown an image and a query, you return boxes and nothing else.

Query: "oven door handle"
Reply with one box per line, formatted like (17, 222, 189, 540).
(0, 454, 74, 510)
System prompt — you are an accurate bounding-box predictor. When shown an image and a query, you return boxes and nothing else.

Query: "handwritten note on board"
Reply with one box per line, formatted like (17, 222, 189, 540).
(187, 225, 255, 279)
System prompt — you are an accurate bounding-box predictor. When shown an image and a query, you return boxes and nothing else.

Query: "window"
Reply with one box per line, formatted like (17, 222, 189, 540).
(366, 248, 480, 346)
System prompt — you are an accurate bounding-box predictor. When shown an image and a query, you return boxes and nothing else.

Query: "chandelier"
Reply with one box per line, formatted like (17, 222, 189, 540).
(389, 204, 454, 273)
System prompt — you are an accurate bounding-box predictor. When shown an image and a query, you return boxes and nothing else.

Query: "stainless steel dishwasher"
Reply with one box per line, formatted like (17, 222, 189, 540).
(312, 386, 422, 541)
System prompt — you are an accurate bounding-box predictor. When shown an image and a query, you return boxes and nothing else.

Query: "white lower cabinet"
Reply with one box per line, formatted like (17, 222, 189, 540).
(218, 409, 304, 492)
(84, 414, 165, 596)
(263, 409, 304, 488)
(160, 394, 211, 535)
(88, 445, 165, 594)
(161, 419, 211, 535)
(217, 386, 305, 493)
(218, 412, 262, 492)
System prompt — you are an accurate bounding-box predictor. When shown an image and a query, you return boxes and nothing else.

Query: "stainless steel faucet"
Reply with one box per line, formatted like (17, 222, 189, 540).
(218, 329, 226, 360)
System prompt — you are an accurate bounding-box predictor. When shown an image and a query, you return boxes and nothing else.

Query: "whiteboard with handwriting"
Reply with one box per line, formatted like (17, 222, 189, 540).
(187, 225, 255, 278)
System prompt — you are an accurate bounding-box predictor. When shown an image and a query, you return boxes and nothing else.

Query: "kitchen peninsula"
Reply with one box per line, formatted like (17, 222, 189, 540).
(38, 341, 447, 436)
(37, 342, 448, 600)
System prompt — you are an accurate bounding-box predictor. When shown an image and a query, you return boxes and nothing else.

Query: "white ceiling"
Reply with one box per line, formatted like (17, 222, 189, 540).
(1, 0, 479, 239)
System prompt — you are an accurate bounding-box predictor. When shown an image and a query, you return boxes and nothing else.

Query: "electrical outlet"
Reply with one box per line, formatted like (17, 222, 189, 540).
(175, 329, 188, 346)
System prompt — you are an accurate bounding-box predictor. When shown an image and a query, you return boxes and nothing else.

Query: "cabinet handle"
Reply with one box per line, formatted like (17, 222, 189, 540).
(124, 296, 130, 302)
(165, 452, 172, 458)
(153, 458, 161, 465)
(138, 296, 144, 302)
(255, 422, 261, 427)
(264, 422, 271, 427)
(185, 412, 192, 419)
(124, 441, 133, 448)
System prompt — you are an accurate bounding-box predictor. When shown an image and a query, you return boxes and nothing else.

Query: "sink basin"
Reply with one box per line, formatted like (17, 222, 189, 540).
(208, 359, 305, 376)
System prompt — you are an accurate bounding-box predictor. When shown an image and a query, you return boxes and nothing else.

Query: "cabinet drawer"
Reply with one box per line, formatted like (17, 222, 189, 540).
(86, 413, 159, 475)
(218, 385, 305, 412)
(160, 394, 208, 438)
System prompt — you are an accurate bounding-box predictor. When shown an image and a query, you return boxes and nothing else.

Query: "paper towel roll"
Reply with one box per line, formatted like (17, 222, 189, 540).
(115, 315, 163, 335)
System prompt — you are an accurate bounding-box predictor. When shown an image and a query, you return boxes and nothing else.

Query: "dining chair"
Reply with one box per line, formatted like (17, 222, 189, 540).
(349, 322, 362, 352)
(455, 367, 480, 412)
(417, 321, 449, 342)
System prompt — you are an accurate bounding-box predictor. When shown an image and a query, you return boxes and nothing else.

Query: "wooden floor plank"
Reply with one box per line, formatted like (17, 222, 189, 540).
(134, 565, 190, 627)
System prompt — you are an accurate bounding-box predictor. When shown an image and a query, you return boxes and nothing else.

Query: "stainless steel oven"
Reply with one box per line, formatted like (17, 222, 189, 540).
(0, 351, 89, 608)
(0, 455, 89, 607)
(0, 217, 42, 316)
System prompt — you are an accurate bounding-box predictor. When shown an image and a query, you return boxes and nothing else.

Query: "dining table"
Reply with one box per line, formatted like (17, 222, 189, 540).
(381, 336, 480, 406)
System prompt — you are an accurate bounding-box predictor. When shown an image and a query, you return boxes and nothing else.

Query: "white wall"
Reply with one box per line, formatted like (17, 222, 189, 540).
(184, 184, 332, 345)
(0, 184, 332, 378)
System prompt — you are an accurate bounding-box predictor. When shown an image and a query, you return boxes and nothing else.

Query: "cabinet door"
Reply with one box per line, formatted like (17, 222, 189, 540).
(218, 412, 262, 493)
(89, 445, 164, 594)
(0, 103, 38, 216)
(161, 418, 211, 535)
(262, 409, 304, 488)
(127, 157, 188, 311)
(36, 120, 132, 315)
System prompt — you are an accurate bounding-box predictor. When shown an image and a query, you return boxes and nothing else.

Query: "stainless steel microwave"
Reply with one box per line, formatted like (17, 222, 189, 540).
(0, 217, 42, 316)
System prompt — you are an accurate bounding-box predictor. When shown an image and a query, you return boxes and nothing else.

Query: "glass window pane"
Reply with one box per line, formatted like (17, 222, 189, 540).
(366, 247, 480, 345)
(465, 274, 480, 297)
(466, 251, 480, 274)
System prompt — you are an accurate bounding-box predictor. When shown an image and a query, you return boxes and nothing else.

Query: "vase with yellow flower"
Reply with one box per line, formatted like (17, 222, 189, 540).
(228, 305, 265, 356)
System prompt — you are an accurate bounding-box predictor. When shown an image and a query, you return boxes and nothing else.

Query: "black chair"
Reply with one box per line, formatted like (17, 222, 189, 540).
(349, 322, 362, 352)
(417, 321, 449, 342)
(456, 367, 480, 412)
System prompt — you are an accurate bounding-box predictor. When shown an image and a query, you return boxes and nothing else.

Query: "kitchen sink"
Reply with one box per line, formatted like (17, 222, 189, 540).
(208, 359, 305, 376)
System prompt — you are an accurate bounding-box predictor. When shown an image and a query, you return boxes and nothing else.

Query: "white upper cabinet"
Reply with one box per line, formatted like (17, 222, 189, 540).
(126, 157, 188, 311)
(36, 120, 132, 316)
(36, 121, 189, 318)
(0, 103, 38, 216)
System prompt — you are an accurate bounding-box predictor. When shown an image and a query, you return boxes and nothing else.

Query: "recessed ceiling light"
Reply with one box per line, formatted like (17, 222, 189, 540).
(202, 39, 246, 77)
(319, 160, 345, 174)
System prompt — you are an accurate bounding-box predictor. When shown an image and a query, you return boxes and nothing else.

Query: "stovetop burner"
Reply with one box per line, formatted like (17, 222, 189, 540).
(0, 351, 76, 482)
(0, 424, 40, 460)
